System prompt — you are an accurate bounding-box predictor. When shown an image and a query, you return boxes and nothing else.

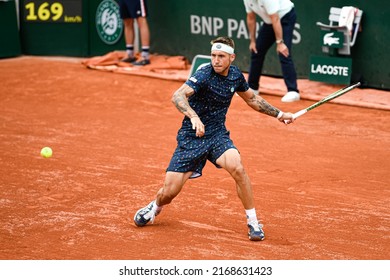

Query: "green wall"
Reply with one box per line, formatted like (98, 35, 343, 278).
(19, 0, 89, 56)
(18, 0, 126, 57)
(88, 0, 126, 56)
(147, 0, 389, 90)
(7, 0, 390, 90)
(0, 0, 21, 58)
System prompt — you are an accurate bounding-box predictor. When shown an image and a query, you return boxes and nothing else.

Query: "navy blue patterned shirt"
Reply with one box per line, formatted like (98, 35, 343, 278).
(183, 63, 249, 137)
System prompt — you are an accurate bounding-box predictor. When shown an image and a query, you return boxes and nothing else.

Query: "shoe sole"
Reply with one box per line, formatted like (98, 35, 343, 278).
(248, 235, 265, 241)
(132, 60, 150, 66)
(121, 59, 137, 63)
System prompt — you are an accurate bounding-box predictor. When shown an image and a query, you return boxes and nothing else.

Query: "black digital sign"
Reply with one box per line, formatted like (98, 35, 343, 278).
(23, 0, 82, 23)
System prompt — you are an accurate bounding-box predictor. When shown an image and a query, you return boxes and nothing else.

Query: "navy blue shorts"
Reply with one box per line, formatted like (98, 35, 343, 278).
(119, 0, 148, 19)
(166, 131, 237, 179)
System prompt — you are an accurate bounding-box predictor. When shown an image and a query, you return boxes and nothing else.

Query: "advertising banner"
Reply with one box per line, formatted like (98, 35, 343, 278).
(309, 55, 352, 85)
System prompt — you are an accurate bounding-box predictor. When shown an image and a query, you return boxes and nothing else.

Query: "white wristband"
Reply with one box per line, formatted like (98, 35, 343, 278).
(277, 111, 284, 119)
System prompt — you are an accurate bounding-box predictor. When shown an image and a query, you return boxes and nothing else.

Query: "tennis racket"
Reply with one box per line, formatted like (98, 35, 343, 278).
(290, 82, 361, 121)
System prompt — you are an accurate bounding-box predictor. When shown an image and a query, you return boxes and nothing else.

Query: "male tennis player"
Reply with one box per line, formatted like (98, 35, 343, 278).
(134, 36, 294, 241)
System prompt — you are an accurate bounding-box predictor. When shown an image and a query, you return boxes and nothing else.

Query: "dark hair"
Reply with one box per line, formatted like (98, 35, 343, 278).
(210, 37, 235, 49)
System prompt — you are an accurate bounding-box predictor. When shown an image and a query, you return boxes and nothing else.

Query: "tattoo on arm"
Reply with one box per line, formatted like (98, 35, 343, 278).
(249, 94, 280, 117)
(172, 85, 198, 118)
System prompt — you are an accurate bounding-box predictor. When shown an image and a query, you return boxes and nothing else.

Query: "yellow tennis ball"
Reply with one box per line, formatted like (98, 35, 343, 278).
(40, 147, 53, 158)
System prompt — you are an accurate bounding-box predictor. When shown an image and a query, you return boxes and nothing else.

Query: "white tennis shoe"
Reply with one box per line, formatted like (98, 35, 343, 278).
(281, 91, 300, 102)
(134, 200, 161, 227)
(247, 221, 265, 241)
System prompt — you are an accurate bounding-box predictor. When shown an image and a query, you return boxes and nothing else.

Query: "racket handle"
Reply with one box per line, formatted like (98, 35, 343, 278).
(283, 109, 307, 124)
(293, 109, 307, 119)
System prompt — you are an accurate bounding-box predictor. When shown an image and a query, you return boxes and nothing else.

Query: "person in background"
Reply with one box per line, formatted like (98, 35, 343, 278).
(244, 0, 300, 102)
(133, 36, 294, 241)
(119, 0, 151, 66)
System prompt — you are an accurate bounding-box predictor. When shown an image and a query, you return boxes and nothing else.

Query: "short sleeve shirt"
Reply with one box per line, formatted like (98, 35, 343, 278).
(183, 63, 249, 137)
(243, 0, 294, 24)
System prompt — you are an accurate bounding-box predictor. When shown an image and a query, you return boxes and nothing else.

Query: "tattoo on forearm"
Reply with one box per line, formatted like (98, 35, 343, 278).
(250, 95, 279, 117)
(172, 87, 197, 118)
(173, 92, 189, 113)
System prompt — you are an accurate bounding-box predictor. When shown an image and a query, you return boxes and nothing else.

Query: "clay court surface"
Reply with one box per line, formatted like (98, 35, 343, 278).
(0, 56, 389, 260)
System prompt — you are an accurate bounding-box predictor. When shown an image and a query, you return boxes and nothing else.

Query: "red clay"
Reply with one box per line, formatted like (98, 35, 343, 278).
(0, 56, 389, 260)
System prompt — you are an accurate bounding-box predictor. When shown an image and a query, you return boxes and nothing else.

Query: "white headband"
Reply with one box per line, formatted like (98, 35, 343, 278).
(211, 43, 235, 54)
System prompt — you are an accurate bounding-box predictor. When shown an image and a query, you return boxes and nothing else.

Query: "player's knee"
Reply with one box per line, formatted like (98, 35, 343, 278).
(231, 164, 246, 179)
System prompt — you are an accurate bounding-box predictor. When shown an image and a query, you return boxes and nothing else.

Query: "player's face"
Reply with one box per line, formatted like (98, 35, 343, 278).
(211, 50, 235, 76)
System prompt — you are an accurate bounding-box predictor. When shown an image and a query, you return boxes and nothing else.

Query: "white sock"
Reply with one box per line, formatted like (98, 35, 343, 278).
(153, 200, 162, 212)
(141, 46, 150, 60)
(245, 208, 258, 224)
(126, 44, 134, 57)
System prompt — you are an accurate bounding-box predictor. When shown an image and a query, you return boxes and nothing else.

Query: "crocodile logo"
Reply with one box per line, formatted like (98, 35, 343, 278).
(323, 32, 340, 46)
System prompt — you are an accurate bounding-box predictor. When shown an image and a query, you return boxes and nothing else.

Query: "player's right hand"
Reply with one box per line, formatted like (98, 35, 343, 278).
(190, 116, 205, 137)
(279, 112, 294, 124)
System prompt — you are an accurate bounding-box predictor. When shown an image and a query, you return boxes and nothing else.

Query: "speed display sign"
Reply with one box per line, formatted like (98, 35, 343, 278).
(23, 0, 82, 23)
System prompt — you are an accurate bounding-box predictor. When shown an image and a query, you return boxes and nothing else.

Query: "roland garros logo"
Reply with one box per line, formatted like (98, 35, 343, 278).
(96, 0, 123, 45)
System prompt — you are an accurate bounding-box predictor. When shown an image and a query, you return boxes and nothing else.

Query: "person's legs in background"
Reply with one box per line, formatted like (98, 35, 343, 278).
(280, 9, 300, 102)
(121, 18, 137, 63)
(247, 23, 275, 95)
(132, 16, 151, 66)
